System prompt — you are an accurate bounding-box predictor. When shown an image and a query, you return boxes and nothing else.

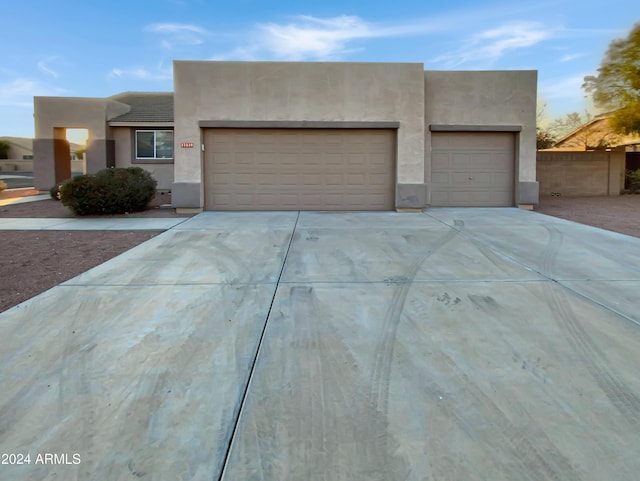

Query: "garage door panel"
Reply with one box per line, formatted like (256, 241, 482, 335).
(494, 172, 514, 184)
(431, 191, 450, 204)
(302, 174, 322, 185)
(451, 153, 472, 167)
(469, 152, 496, 168)
(279, 174, 298, 185)
(451, 172, 490, 184)
(325, 173, 344, 185)
(454, 191, 492, 203)
(431, 172, 450, 184)
(432, 152, 451, 170)
(430, 132, 515, 207)
(368, 173, 388, 186)
(369, 153, 388, 165)
(348, 153, 366, 165)
(204, 129, 395, 211)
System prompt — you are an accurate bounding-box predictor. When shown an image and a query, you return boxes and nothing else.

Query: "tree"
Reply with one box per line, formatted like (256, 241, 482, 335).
(583, 22, 640, 135)
(0, 140, 9, 159)
(536, 129, 556, 149)
(536, 101, 556, 149)
(550, 111, 616, 150)
(551, 111, 594, 138)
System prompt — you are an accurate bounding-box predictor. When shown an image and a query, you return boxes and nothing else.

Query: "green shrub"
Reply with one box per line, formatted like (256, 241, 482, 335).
(59, 167, 157, 215)
(0, 179, 7, 191)
(625, 169, 640, 193)
(0, 140, 9, 160)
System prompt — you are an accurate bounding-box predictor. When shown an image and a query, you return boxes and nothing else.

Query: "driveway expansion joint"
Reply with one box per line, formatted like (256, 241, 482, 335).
(218, 210, 301, 481)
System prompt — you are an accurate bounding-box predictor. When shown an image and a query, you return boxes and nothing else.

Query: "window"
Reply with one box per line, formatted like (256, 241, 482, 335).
(135, 130, 173, 160)
(23, 155, 33, 160)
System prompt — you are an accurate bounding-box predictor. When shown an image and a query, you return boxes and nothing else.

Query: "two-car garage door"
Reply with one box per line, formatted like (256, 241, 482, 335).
(202, 128, 515, 210)
(430, 132, 515, 207)
(203, 129, 395, 211)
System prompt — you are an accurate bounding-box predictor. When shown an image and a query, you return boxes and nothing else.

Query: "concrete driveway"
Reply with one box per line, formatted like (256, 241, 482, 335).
(1, 209, 639, 480)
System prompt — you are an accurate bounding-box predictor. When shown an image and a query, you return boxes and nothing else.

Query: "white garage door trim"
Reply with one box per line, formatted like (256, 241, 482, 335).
(203, 128, 396, 211)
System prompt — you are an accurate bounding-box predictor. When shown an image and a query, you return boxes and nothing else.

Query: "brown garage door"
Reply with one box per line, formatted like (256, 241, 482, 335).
(431, 132, 515, 206)
(204, 129, 395, 210)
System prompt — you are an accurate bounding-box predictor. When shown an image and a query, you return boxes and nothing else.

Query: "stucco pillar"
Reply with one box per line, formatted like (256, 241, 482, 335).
(33, 127, 72, 190)
(33, 139, 56, 190)
(53, 138, 72, 182)
(86, 138, 115, 173)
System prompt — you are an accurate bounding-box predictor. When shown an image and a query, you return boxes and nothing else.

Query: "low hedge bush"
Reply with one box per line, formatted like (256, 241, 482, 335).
(626, 169, 640, 193)
(59, 167, 157, 215)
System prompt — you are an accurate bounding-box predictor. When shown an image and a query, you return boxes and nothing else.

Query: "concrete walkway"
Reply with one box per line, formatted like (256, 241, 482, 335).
(0, 193, 49, 207)
(0, 217, 188, 230)
(0, 190, 187, 230)
(1, 209, 639, 480)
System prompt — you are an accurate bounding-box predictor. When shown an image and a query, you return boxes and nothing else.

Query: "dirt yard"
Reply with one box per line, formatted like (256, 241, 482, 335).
(1, 190, 638, 313)
(535, 195, 640, 238)
(0, 190, 191, 313)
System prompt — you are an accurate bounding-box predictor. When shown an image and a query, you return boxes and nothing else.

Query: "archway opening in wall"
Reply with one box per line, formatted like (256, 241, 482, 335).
(66, 128, 89, 174)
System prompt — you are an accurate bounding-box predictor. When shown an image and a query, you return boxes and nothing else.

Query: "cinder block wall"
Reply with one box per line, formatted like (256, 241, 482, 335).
(537, 149, 625, 197)
(0, 160, 33, 171)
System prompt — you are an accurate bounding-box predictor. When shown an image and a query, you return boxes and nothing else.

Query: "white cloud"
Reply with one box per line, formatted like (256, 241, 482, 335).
(215, 15, 443, 61)
(145, 23, 207, 34)
(145, 23, 208, 49)
(559, 53, 585, 62)
(108, 64, 173, 81)
(258, 16, 374, 60)
(432, 21, 552, 68)
(37, 58, 59, 78)
(0, 78, 65, 107)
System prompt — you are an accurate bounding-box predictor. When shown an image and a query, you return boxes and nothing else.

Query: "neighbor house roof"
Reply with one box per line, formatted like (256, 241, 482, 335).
(553, 112, 640, 150)
(0, 136, 33, 152)
(0, 136, 83, 151)
(107, 92, 174, 124)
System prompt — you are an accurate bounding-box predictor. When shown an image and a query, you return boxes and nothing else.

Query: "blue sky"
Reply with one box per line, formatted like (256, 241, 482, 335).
(2, 0, 638, 141)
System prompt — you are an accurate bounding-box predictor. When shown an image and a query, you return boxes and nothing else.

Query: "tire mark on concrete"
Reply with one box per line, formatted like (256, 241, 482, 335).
(289, 287, 377, 479)
(291, 286, 330, 479)
(273, 285, 411, 480)
(209, 237, 253, 283)
(37, 296, 100, 479)
(464, 231, 521, 276)
(541, 225, 640, 425)
(368, 221, 462, 467)
(429, 350, 580, 481)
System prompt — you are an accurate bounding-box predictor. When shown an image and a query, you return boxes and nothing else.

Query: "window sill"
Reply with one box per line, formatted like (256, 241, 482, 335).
(133, 158, 174, 164)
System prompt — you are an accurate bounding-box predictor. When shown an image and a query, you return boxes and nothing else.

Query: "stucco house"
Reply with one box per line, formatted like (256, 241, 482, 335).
(548, 112, 640, 174)
(552, 112, 640, 152)
(0, 136, 83, 172)
(33, 61, 538, 212)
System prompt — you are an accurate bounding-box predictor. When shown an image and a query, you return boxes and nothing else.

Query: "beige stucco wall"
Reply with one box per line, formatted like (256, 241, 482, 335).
(0, 139, 33, 171)
(537, 149, 625, 197)
(173, 61, 426, 189)
(424, 70, 538, 203)
(33, 97, 131, 187)
(112, 127, 174, 190)
(34, 97, 129, 140)
(0, 160, 32, 171)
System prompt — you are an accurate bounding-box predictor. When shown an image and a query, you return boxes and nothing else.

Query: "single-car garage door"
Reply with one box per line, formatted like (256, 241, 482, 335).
(430, 132, 515, 206)
(203, 129, 395, 211)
